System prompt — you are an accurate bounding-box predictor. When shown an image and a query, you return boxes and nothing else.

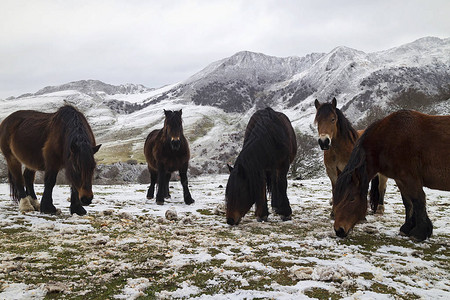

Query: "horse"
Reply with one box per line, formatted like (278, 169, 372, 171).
(314, 97, 388, 214)
(226, 107, 297, 225)
(0, 105, 101, 215)
(144, 109, 194, 205)
(333, 109, 450, 241)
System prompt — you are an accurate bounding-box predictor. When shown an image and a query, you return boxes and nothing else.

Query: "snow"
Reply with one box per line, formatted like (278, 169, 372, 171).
(0, 175, 448, 299)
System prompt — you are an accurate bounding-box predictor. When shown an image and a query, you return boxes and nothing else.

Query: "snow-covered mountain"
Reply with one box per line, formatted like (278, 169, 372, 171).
(0, 37, 449, 181)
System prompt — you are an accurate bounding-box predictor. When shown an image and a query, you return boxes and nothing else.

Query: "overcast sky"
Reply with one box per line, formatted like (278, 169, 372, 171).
(1, 0, 449, 99)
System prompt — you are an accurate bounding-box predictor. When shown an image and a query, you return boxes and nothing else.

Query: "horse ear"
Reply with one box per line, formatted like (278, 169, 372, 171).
(314, 99, 320, 109)
(92, 144, 101, 154)
(178, 109, 182, 116)
(227, 163, 234, 173)
(164, 109, 170, 117)
(332, 97, 337, 108)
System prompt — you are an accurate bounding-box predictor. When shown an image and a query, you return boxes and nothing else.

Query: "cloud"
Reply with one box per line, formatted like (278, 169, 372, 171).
(0, 0, 449, 98)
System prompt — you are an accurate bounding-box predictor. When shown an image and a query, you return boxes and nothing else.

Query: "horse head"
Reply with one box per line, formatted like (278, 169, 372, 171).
(314, 98, 338, 150)
(225, 163, 254, 225)
(67, 142, 101, 205)
(333, 165, 369, 238)
(164, 109, 183, 150)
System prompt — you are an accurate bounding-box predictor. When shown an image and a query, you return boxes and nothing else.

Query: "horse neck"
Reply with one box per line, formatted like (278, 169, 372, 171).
(333, 117, 358, 154)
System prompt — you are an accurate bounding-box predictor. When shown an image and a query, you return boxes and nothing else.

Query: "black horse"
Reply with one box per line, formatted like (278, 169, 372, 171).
(226, 107, 297, 225)
(144, 109, 194, 205)
(0, 105, 101, 215)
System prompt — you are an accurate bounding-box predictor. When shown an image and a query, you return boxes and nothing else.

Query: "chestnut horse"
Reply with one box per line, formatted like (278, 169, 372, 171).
(333, 110, 450, 241)
(226, 107, 297, 225)
(144, 109, 194, 205)
(0, 105, 101, 215)
(314, 98, 388, 214)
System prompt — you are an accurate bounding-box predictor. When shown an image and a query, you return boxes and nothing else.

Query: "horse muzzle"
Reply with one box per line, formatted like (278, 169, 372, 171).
(80, 190, 93, 206)
(170, 138, 181, 150)
(227, 217, 241, 226)
(318, 138, 331, 150)
(335, 226, 348, 238)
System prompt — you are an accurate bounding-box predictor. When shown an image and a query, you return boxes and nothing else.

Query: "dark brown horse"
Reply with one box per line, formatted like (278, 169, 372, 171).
(144, 109, 194, 205)
(333, 110, 450, 241)
(0, 105, 101, 215)
(314, 98, 388, 214)
(226, 107, 297, 225)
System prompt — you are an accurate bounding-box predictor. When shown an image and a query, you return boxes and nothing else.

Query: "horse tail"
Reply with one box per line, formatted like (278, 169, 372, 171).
(8, 171, 20, 202)
(369, 175, 380, 213)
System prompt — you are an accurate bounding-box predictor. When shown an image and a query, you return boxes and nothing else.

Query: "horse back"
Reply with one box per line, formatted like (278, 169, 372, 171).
(0, 110, 53, 170)
(365, 110, 450, 190)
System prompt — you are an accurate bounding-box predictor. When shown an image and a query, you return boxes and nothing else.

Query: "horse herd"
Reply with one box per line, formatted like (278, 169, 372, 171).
(0, 100, 449, 242)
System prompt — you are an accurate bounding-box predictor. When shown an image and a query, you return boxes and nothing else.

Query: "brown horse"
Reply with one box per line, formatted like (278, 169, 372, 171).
(333, 110, 450, 241)
(226, 107, 297, 225)
(0, 105, 101, 215)
(314, 98, 388, 214)
(144, 109, 194, 205)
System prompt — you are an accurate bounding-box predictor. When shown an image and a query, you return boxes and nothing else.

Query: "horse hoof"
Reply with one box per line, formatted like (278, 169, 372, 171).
(19, 196, 35, 213)
(375, 205, 384, 215)
(40, 205, 57, 215)
(257, 216, 268, 222)
(29, 197, 40, 211)
(281, 215, 292, 221)
(184, 198, 195, 205)
(70, 205, 87, 216)
(156, 200, 165, 205)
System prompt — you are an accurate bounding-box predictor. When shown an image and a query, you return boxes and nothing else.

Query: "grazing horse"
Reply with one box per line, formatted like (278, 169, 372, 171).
(226, 107, 297, 225)
(333, 110, 450, 241)
(314, 98, 388, 214)
(144, 109, 194, 205)
(0, 105, 101, 215)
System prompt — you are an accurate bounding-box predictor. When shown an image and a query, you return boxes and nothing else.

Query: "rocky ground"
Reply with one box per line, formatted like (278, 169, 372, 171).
(0, 175, 449, 299)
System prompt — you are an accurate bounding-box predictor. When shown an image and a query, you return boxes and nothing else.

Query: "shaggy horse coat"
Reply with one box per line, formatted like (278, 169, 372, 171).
(0, 105, 100, 215)
(226, 107, 297, 225)
(333, 110, 450, 241)
(144, 109, 194, 205)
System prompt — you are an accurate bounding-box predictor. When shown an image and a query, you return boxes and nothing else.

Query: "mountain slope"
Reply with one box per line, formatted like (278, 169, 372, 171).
(0, 37, 449, 181)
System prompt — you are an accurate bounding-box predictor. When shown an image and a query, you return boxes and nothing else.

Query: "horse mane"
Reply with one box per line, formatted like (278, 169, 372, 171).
(316, 103, 358, 144)
(232, 107, 287, 202)
(333, 119, 381, 205)
(53, 105, 96, 178)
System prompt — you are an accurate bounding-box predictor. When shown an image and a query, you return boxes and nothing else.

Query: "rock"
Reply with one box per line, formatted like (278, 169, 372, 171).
(290, 266, 314, 280)
(165, 208, 178, 221)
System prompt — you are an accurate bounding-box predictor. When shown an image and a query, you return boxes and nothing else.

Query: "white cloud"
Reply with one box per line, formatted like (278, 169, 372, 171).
(0, 0, 449, 98)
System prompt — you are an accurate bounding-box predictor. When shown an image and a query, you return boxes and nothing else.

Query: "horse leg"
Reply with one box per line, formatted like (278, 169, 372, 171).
(376, 174, 387, 215)
(165, 173, 171, 199)
(155, 167, 167, 205)
(70, 187, 87, 216)
(256, 183, 269, 222)
(274, 165, 292, 221)
(399, 193, 414, 236)
(146, 170, 157, 199)
(397, 180, 432, 241)
(40, 170, 58, 214)
(23, 168, 40, 211)
(269, 172, 280, 213)
(179, 164, 194, 205)
(6, 156, 34, 212)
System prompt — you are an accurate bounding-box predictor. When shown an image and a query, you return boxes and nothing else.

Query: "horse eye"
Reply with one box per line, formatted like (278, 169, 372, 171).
(331, 118, 336, 122)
